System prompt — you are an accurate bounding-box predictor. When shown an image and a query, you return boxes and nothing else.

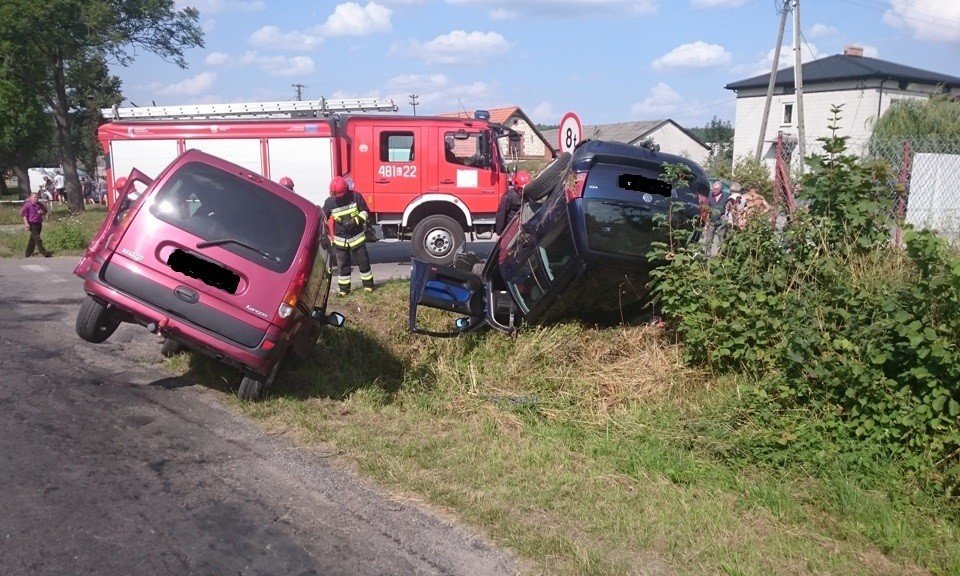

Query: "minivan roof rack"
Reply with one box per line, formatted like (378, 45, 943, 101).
(101, 97, 399, 120)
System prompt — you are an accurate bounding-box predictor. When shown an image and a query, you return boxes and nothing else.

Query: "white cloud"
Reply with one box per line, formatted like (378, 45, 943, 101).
(630, 82, 682, 117)
(319, 2, 393, 36)
(883, 0, 960, 42)
(240, 52, 316, 76)
(158, 72, 217, 96)
(391, 30, 510, 65)
(374, 73, 495, 114)
(691, 0, 749, 7)
(445, 0, 656, 18)
(249, 26, 324, 50)
(204, 51, 230, 65)
(529, 102, 558, 125)
(173, 0, 265, 13)
(652, 41, 731, 70)
(247, 3, 392, 52)
(734, 41, 821, 77)
(808, 23, 838, 38)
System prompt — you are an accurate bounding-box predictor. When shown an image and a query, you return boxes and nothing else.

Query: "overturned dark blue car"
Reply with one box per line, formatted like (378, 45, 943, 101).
(409, 139, 710, 336)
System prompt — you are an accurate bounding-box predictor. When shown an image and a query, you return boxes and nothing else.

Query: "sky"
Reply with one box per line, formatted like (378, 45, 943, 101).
(110, 0, 960, 129)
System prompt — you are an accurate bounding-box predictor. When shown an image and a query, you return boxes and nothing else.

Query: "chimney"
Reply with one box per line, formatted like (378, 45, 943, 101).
(843, 45, 864, 57)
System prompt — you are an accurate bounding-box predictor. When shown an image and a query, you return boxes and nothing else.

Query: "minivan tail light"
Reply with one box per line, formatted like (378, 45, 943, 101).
(274, 263, 309, 324)
(105, 213, 135, 253)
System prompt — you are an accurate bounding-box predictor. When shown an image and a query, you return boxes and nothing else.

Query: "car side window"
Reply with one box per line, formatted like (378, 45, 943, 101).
(299, 231, 332, 310)
(508, 255, 549, 314)
(538, 223, 576, 281)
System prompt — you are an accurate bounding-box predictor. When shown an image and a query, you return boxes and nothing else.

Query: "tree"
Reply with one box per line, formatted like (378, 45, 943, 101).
(689, 116, 734, 175)
(66, 53, 123, 180)
(871, 94, 960, 141)
(0, 60, 51, 199)
(0, 0, 203, 212)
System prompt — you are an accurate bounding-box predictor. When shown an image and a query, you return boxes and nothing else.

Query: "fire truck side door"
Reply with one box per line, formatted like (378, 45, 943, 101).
(370, 126, 422, 215)
(437, 129, 500, 214)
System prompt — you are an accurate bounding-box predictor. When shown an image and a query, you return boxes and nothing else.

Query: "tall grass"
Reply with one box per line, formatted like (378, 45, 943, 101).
(175, 281, 960, 576)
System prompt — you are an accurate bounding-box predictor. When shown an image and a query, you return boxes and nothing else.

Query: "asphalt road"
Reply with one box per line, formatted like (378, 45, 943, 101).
(0, 251, 515, 576)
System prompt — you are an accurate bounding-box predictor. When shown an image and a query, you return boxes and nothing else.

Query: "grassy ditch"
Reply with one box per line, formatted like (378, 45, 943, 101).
(171, 281, 959, 576)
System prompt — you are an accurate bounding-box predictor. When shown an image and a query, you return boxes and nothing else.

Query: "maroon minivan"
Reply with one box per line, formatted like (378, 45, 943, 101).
(74, 149, 343, 400)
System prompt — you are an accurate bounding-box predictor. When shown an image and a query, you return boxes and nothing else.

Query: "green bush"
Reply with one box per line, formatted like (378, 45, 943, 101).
(651, 106, 960, 504)
(43, 214, 90, 251)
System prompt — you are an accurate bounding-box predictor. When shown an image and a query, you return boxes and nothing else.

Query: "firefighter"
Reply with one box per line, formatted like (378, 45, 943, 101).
(494, 170, 531, 235)
(322, 175, 374, 295)
(279, 176, 294, 191)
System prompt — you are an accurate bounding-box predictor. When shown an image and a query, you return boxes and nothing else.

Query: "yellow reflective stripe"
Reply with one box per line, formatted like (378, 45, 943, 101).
(360, 271, 373, 281)
(333, 231, 367, 247)
(331, 203, 359, 220)
(358, 210, 368, 221)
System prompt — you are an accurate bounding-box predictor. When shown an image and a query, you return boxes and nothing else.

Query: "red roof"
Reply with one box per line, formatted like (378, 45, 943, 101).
(438, 106, 519, 125)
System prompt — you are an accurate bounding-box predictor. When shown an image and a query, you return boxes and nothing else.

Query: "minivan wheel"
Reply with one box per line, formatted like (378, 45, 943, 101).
(76, 296, 122, 344)
(524, 152, 571, 201)
(412, 214, 465, 265)
(160, 339, 184, 358)
(237, 359, 281, 402)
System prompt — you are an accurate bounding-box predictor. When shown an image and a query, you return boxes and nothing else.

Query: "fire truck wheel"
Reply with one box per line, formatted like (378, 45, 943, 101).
(524, 152, 571, 202)
(412, 214, 465, 265)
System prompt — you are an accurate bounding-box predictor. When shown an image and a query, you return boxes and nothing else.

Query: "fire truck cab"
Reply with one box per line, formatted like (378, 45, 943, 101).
(97, 98, 519, 265)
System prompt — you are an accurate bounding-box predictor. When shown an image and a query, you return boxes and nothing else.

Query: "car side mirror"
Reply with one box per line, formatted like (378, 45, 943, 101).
(315, 310, 345, 328)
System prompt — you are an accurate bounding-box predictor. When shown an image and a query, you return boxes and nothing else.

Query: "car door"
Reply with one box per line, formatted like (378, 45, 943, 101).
(408, 259, 488, 337)
(436, 129, 500, 214)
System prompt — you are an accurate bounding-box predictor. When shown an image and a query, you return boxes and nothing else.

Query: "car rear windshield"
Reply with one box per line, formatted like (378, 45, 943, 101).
(149, 161, 306, 273)
(580, 162, 677, 259)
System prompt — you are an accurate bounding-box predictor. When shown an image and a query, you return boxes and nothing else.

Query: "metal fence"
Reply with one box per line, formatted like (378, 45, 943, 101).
(770, 133, 960, 245)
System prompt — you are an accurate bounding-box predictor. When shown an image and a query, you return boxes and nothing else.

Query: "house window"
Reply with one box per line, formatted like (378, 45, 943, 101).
(782, 103, 794, 126)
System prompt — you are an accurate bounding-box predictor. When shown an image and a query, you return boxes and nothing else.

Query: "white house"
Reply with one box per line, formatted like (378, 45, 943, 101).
(542, 119, 710, 166)
(725, 46, 960, 173)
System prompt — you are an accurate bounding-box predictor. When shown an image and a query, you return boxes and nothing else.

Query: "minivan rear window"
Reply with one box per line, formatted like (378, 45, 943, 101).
(149, 161, 306, 273)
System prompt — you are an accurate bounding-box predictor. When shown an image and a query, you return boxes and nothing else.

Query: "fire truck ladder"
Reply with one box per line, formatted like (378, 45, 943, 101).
(101, 97, 399, 120)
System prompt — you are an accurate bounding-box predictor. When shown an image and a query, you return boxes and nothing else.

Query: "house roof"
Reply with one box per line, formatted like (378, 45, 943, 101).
(543, 119, 709, 151)
(726, 53, 960, 91)
(438, 106, 518, 125)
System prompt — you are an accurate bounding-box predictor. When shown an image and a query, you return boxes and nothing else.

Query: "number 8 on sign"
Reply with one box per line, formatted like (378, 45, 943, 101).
(558, 112, 583, 155)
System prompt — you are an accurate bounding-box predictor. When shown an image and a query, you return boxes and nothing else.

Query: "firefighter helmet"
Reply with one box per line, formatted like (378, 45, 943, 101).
(513, 170, 531, 190)
(330, 176, 348, 197)
(114, 176, 128, 191)
(279, 176, 294, 190)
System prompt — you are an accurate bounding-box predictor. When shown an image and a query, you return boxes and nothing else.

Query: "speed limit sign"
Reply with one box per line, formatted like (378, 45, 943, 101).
(558, 112, 583, 155)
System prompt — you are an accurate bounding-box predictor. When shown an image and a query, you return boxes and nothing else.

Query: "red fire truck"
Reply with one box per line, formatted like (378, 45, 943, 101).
(98, 98, 519, 264)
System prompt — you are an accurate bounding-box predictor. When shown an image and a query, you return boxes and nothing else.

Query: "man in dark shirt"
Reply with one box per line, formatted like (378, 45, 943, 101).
(20, 192, 51, 257)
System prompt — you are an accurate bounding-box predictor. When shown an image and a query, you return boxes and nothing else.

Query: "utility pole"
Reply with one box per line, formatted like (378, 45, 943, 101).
(756, 0, 790, 162)
(291, 83, 306, 101)
(409, 94, 419, 116)
(793, 0, 806, 166)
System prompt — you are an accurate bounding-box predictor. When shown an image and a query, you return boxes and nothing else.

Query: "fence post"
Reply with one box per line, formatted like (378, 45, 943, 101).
(894, 139, 912, 246)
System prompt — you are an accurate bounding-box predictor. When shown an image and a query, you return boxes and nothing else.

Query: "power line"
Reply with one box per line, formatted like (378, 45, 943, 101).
(409, 94, 419, 116)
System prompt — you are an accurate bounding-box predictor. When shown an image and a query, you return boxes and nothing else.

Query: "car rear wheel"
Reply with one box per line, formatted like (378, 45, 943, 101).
(524, 152, 571, 201)
(412, 214, 465, 265)
(76, 296, 121, 344)
(237, 358, 281, 401)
